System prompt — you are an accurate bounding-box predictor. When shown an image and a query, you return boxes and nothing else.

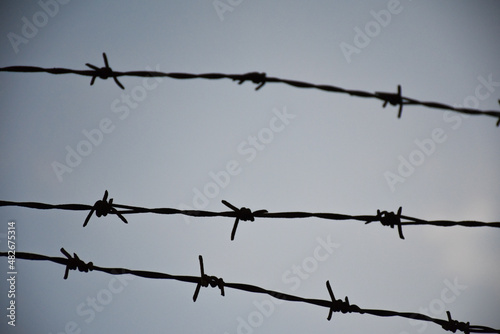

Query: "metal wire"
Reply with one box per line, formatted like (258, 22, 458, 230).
(1, 53, 499, 125)
(1, 191, 499, 240)
(1, 249, 495, 334)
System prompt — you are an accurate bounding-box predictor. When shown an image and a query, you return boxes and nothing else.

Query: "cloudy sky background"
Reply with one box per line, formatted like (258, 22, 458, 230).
(0, 1, 499, 333)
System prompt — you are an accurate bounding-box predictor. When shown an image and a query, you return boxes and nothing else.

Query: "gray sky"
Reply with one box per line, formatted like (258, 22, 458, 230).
(0, 1, 499, 333)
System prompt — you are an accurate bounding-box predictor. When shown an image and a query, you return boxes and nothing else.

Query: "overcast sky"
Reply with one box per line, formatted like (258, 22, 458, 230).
(0, 1, 499, 333)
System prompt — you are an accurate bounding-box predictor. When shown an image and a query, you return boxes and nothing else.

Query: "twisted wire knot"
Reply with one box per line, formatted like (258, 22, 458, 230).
(94, 197, 113, 218)
(325, 281, 359, 320)
(442, 311, 470, 334)
(235, 72, 267, 90)
(201, 275, 225, 292)
(367, 207, 405, 239)
(193, 256, 225, 302)
(375, 85, 404, 118)
(237, 207, 255, 222)
(60, 248, 93, 280)
(222, 200, 268, 240)
(83, 190, 128, 227)
(93, 65, 113, 79)
(85, 53, 124, 89)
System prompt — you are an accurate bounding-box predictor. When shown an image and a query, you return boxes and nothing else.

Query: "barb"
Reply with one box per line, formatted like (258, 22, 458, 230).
(366, 207, 405, 239)
(59, 248, 93, 279)
(1, 198, 499, 240)
(1, 56, 499, 124)
(85, 52, 124, 89)
(326, 280, 361, 320)
(222, 200, 268, 240)
(233, 71, 267, 90)
(376, 84, 404, 118)
(442, 311, 471, 334)
(193, 255, 225, 302)
(1, 250, 498, 334)
(83, 190, 128, 227)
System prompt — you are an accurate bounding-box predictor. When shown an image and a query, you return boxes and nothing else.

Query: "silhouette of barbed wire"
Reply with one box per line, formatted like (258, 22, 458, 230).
(1, 191, 499, 240)
(1, 249, 497, 334)
(1, 53, 499, 125)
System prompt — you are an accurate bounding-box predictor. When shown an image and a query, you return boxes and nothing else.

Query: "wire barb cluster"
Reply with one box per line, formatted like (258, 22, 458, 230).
(234, 71, 267, 90)
(60, 248, 93, 279)
(83, 190, 128, 227)
(1, 192, 499, 240)
(376, 84, 404, 118)
(1, 250, 498, 334)
(193, 255, 225, 302)
(85, 53, 124, 89)
(326, 280, 360, 320)
(442, 311, 470, 334)
(1, 53, 499, 124)
(366, 206, 404, 239)
(222, 200, 268, 240)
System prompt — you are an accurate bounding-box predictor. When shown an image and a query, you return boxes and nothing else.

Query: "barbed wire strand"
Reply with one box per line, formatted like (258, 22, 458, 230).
(1, 53, 499, 125)
(1, 249, 497, 334)
(1, 191, 499, 240)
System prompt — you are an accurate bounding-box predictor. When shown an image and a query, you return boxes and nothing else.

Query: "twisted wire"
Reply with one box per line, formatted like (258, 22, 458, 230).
(1, 250, 496, 334)
(1, 53, 499, 125)
(1, 193, 499, 240)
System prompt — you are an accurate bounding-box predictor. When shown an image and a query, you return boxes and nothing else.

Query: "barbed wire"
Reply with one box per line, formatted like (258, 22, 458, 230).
(1, 190, 499, 240)
(1, 249, 497, 334)
(1, 53, 499, 125)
